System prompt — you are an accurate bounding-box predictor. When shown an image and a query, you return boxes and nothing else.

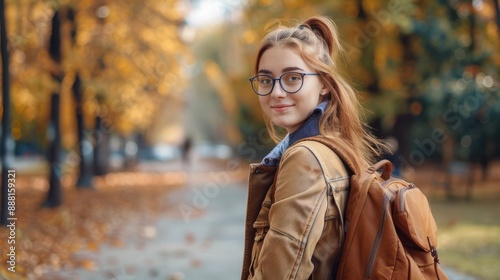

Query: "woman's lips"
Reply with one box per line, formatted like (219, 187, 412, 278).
(271, 104, 294, 112)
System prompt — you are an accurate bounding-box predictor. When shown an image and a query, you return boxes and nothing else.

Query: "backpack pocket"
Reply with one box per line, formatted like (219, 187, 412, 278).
(393, 184, 438, 254)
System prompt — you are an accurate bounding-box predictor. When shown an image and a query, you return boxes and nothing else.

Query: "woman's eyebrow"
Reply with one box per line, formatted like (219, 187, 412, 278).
(258, 67, 305, 75)
(257, 69, 273, 74)
(258, 69, 272, 74)
(283, 66, 305, 72)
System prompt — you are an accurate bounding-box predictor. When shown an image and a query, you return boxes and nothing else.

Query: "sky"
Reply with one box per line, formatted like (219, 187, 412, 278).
(184, 0, 246, 27)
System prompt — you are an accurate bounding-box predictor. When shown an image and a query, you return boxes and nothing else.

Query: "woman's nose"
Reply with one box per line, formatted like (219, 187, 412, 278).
(270, 81, 286, 98)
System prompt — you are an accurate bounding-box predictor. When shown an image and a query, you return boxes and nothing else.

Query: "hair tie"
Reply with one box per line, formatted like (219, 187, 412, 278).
(298, 24, 310, 30)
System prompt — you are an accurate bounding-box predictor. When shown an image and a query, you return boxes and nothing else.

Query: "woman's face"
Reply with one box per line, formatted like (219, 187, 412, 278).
(257, 45, 326, 133)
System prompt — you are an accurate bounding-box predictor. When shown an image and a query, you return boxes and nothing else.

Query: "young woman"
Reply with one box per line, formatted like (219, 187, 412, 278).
(241, 16, 385, 279)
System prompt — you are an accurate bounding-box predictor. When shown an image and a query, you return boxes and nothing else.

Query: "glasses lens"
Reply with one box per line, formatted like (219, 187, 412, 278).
(281, 73, 303, 93)
(252, 75, 273, 95)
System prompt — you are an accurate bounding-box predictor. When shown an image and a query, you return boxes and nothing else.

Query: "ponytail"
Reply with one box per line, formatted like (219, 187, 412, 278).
(303, 16, 344, 62)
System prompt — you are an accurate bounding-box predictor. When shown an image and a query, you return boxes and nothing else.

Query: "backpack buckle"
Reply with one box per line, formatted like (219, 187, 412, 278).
(428, 236, 440, 264)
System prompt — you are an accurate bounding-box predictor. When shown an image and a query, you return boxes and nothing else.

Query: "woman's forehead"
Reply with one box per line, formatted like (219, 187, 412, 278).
(258, 46, 312, 74)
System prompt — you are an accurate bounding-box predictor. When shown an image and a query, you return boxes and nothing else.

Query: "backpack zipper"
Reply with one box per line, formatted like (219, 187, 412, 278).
(365, 193, 390, 278)
(399, 183, 416, 212)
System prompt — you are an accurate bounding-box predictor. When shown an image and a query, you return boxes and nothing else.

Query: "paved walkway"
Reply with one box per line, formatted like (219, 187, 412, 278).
(43, 183, 246, 280)
(40, 159, 247, 280)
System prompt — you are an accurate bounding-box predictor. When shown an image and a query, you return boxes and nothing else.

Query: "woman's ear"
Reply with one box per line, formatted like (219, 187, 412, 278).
(320, 86, 328, 96)
(319, 81, 329, 95)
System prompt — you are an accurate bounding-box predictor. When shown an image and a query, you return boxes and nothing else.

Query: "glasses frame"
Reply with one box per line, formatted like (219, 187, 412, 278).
(249, 72, 320, 96)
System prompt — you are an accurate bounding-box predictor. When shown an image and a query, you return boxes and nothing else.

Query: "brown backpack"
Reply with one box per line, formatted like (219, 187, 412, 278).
(304, 138, 448, 279)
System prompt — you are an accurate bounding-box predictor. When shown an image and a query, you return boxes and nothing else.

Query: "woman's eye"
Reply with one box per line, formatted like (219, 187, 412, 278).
(260, 78, 272, 85)
(284, 74, 301, 82)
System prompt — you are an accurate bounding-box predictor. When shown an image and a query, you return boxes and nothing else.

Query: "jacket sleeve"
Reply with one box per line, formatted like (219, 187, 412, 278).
(250, 145, 328, 280)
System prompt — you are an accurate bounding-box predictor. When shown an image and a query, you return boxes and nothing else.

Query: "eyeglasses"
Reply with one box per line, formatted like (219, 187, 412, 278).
(249, 72, 320, 96)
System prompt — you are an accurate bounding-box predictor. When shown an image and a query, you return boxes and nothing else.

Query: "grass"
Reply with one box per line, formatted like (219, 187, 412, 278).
(410, 161, 500, 280)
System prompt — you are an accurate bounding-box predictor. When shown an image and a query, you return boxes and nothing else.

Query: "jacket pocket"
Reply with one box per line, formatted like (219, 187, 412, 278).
(249, 224, 269, 278)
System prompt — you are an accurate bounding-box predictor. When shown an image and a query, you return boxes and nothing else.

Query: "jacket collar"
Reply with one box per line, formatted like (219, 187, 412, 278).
(261, 101, 328, 167)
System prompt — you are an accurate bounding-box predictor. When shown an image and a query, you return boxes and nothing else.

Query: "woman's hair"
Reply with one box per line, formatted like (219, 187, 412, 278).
(254, 16, 386, 171)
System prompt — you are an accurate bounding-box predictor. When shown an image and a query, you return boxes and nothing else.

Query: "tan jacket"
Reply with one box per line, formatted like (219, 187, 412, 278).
(241, 137, 350, 280)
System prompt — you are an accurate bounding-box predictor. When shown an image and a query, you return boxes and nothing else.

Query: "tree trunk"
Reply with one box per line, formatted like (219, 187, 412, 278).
(93, 115, 110, 176)
(494, 0, 500, 38)
(44, 93, 62, 207)
(0, 0, 13, 225)
(43, 9, 63, 207)
(73, 73, 93, 188)
(469, 2, 476, 62)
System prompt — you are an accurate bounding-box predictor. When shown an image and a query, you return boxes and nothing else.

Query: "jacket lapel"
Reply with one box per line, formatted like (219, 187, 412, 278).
(241, 163, 277, 280)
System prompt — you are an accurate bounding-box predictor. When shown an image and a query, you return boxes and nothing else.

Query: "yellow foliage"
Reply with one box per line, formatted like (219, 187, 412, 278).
(259, 0, 274, 6)
(5, 0, 190, 148)
(486, 21, 499, 41)
(243, 29, 258, 44)
(204, 60, 238, 117)
(362, 0, 383, 11)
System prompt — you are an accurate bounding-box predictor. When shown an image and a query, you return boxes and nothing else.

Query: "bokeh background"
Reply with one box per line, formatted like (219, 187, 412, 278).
(0, 0, 499, 279)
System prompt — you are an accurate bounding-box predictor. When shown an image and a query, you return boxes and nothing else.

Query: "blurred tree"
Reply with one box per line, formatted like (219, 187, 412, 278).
(73, 72, 93, 187)
(44, 8, 63, 207)
(64, 5, 93, 187)
(404, 0, 499, 171)
(0, 0, 13, 225)
(4, 0, 190, 191)
(494, 0, 500, 36)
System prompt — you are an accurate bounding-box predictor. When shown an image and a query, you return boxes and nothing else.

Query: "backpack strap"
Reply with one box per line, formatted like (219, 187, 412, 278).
(368, 159, 392, 180)
(296, 136, 359, 175)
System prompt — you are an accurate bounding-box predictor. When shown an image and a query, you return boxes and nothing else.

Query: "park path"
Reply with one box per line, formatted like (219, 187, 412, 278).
(39, 159, 247, 280)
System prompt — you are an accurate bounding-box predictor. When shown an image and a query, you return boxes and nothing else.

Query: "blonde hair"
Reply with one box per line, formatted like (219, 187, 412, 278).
(254, 16, 385, 172)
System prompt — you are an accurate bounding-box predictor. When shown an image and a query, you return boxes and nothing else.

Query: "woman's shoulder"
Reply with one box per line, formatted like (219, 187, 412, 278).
(284, 136, 349, 177)
(280, 136, 334, 164)
(287, 135, 336, 154)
